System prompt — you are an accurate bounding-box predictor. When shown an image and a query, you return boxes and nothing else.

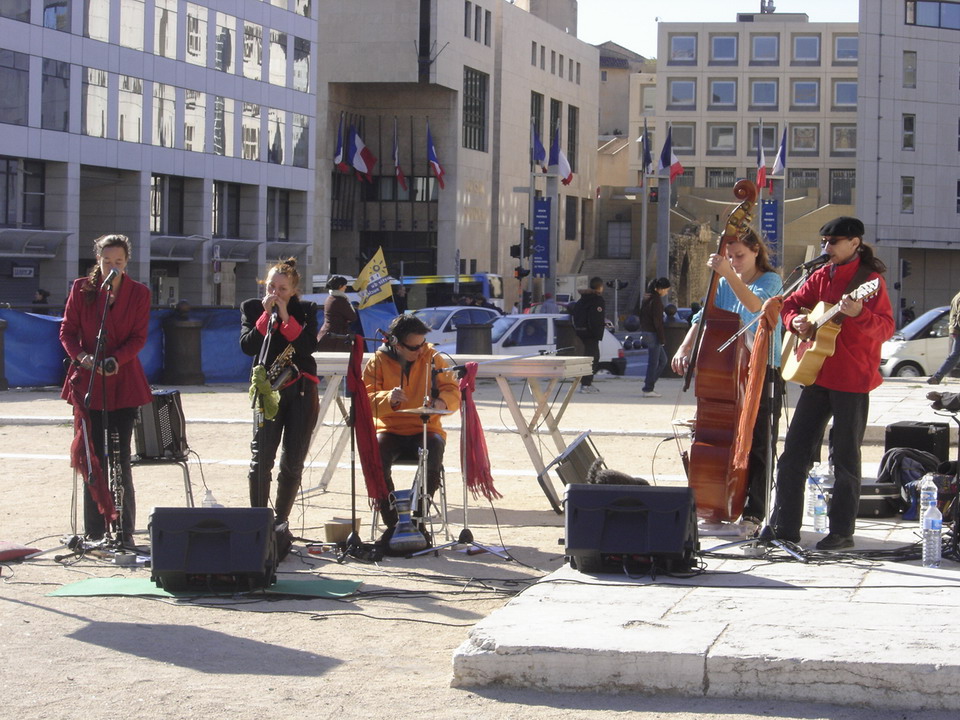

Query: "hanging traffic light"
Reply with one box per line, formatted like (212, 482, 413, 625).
(901, 259, 912, 279)
(514, 265, 530, 279)
(510, 243, 521, 258)
(523, 227, 534, 257)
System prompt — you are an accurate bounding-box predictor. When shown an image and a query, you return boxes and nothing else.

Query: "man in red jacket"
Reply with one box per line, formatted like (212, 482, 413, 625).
(770, 217, 895, 551)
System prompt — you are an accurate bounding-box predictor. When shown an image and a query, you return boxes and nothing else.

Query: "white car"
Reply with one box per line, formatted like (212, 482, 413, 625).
(880, 306, 951, 378)
(435, 313, 627, 375)
(412, 305, 502, 346)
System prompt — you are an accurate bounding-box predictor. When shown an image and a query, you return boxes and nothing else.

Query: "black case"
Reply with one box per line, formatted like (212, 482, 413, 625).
(564, 484, 699, 573)
(884, 421, 950, 464)
(149, 507, 277, 591)
(858, 481, 901, 518)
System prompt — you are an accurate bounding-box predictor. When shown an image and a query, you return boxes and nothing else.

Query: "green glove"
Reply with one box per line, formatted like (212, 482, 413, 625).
(249, 365, 280, 420)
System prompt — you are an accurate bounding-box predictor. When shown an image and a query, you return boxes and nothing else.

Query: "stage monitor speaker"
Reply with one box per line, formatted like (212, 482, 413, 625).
(884, 421, 950, 465)
(564, 484, 699, 574)
(135, 389, 188, 461)
(149, 507, 277, 591)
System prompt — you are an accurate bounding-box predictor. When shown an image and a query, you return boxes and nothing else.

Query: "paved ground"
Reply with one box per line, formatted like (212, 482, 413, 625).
(1, 372, 958, 719)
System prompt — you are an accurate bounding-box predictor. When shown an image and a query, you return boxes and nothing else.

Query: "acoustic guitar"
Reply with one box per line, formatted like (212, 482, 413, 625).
(781, 278, 880, 385)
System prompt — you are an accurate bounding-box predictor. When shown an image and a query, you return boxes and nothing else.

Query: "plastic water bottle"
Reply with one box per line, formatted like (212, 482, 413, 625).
(201, 488, 222, 508)
(922, 504, 942, 568)
(918, 474, 938, 524)
(813, 493, 828, 534)
(805, 471, 821, 518)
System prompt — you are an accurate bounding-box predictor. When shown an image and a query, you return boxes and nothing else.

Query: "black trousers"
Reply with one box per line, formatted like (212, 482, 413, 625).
(377, 431, 445, 528)
(742, 367, 785, 521)
(249, 378, 320, 523)
(578, 334, 600, 385)
(85, 406, 137, 541)
(771, 383, 868, 538)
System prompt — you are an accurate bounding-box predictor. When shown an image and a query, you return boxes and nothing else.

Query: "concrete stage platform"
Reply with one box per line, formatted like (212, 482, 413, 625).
(453, 517, 960, 712)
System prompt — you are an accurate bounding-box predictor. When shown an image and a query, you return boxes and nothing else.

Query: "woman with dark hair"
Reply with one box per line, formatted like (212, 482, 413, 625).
(316, 275, 357, 351)
(770, 217, 894, 550)
(671, 228, 784, 526)
(60, 234, 152, 545)
(240, 258, 319, 539)
(636, 277, 671, 398)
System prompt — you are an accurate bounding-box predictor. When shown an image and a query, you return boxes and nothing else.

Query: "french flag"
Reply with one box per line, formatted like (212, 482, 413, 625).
(427, 120, 445, 189)
(657, 127, 684, 184)
(532, 121, 547, 172)
(771, 127, 787, 176)
(393, 117, 407, 191)
(548, 127, 573, 185)
(349, 125, 377, 183)
(755, 137, 767, 195)
(640, 117, 653, 176)
(333, 114, 349, 173)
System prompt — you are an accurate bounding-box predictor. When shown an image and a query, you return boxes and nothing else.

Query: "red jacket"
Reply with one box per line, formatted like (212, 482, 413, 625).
(60, 276, 153, 411)
(781, 257, 894, 393)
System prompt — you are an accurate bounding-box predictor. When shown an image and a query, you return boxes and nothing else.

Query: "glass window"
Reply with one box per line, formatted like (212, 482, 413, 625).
(903, 51, 917, 88)
(551, 50, 556, 74)
(706, 168, 736, 188)
(153, 83, 175, 147)
(559, 54, 564, 79)
(709, 79, 736, 107)
(266, 188, 289, 240)
(835, 35, 858, 61)
(831, 124, 857, 153)
(707, 124, 736, 152)
(268, 108, 285, 164)
(243, 22, 262, 81)
(154, 0, 177, 58)
(292, 113, 309, 168)
(1, 159, 45, 228)
(830, 169, 855, 204)
(749, 124, 778, 152)
(710, 35, 737, 62)
(530, 91, 543, 163)
(751, 35, 779, 62)
(474, 4, 482, 42)
(44, 0, 71, 32)
(462, 67, 488, 152)
(903, 114, 916, 150)
(216, 13, 235, 73)
(901, 176, 915, 213)
(485, 9, 491, 46)
(184, 89, 205, 152)
(271, 0, 287, 9)
(293, 37, 310, 92)
(150, 174, 184, 234)
(668, 79, 696, 107)
(119, 0, 144, 51)
(531, 41, 537, 66)
(946, 2, 960, 28)
(84, 0, 110, 41)
(792, 80, 819, 107)
(213, 96, 234, 157)
(118, 74, 142, 142)
(0, 50, 30, 126)
(793, 35, 820, 62)
(0, 0, 30, 22)
(295, 0, 310, 18)
(670, 35, 697, 62)
(212, 181, 241, 237)
(833, 80, 857, 107)
(567, 105, 578, 172)
(82, 67, 108, 138)
(751, 79, 778, 106)
(186, 4, 207, 66)
(41, 59, 70, 132)
(788, 168, 819, 189)
(672, 124, 695, 152)
(790, 124, 819, 152)
(269, 31, 287, 86)
(242, 103, 260, 160)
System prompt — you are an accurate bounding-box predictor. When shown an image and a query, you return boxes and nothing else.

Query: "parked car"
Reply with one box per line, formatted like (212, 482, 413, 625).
(434, 313, 627, 375)
(880, 306, 951, 378)
(411, 305, 501, 346)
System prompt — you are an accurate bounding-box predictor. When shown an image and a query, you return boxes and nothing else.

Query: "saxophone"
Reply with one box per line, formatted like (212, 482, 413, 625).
(266, 343, 298, 390)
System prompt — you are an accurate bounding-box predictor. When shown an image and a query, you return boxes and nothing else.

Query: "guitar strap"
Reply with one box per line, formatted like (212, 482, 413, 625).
(843, 263, 873, 298)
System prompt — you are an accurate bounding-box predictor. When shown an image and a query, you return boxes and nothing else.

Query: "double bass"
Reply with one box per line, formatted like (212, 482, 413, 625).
(683, 180, 760, 523)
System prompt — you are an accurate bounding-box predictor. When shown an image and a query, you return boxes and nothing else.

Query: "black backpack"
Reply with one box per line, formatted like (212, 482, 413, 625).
(570, 296, 589, 332)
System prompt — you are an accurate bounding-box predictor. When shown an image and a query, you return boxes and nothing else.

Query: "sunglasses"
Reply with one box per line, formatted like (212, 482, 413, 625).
(398, 339, 426, 352)
(821, 236, 851, 245)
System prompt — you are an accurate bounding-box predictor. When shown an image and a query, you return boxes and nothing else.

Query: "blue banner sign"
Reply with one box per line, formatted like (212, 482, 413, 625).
(761, 198, 780, 267)
(532, 197, 551, 277)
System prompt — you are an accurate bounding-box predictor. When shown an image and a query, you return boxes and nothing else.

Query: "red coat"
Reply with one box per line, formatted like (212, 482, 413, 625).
(781, 257, 895, 394)
(60, 276, 153, 411)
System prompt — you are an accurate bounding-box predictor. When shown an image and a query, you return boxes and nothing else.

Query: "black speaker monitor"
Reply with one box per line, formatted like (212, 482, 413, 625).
(564, 484, 699, 574)
(149, 507, 277, 591)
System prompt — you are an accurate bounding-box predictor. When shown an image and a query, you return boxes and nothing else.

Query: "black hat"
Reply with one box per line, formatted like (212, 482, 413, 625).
(819, 216, 865, 238)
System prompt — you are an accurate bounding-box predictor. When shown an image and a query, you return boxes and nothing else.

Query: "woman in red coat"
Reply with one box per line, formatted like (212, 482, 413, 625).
(60, 234, 152, 545)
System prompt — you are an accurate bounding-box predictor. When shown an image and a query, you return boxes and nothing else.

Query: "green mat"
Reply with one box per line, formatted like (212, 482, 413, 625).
(48, 576, 360, 598)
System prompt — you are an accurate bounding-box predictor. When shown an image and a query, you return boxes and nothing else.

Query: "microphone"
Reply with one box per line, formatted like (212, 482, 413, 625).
(100, 268, 120, 290)
(269, 308, 279, 328)
(796, 253, 830, 271)
(433, 363, 467, 375)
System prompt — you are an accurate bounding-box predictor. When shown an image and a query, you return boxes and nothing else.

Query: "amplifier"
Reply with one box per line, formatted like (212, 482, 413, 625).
(858, 481, 902, 518)
(884, 421, 950, 464)
(564, 484, 699, 574)
(135, 389, 188, 461)
(149, 507, 277, 591)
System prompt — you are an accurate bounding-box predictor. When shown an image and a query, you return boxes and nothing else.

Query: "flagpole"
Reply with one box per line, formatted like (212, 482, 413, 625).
(656, 122, 671, 281)
(640, 139, 649, 293)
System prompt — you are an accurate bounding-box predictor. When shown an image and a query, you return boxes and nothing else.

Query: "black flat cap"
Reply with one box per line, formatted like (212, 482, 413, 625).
(819, 216, 865, 238)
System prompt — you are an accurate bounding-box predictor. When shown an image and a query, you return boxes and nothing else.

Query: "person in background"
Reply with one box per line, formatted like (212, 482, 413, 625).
(927, 288, 960, 385)
(33, 288, 50, 305)
(316, 274, 357, 351)
(637, 277, 671, 398)
(540, 292, 560, 314)
(573, 276, 606, 394)
(60, 234, 152, 546)
(240, 258, 320, 547)
(770, 217, 894, 550)
(671, 228, 784, 526)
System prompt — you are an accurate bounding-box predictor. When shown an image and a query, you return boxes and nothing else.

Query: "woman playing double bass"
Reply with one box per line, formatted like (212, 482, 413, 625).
(672, 227, 784, 526)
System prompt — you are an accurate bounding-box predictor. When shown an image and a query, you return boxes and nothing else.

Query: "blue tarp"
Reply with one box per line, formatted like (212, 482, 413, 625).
(1, 301, 402, 388)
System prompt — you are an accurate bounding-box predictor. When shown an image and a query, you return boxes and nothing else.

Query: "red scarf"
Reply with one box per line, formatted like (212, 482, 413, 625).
(347, 335, 388, 506)
(459, 362, 502, 500)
